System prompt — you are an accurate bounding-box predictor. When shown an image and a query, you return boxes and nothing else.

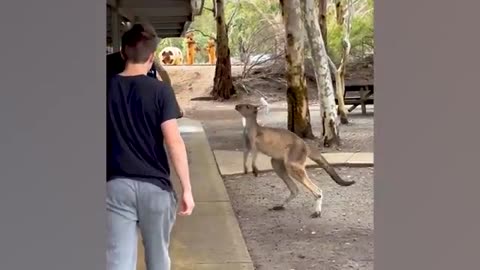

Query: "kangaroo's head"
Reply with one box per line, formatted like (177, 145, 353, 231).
(235, 103, 259, 118)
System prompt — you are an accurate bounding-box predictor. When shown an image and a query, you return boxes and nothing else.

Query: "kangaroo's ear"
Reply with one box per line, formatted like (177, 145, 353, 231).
(256, 104, 266, 111)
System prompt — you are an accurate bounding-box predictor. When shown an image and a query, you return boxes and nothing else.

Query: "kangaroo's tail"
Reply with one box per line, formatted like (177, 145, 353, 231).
(308, 148, 355, 187)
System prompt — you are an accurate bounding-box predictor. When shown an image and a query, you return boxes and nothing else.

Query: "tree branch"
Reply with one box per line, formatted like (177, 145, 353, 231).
(204, 7, 214, 13)
(244, 52, 284, 77)
(191, 29, 216, 41)
(328, 55, 338, 76)
(247, 0, 278, 26)
(226, 1, 241, 30)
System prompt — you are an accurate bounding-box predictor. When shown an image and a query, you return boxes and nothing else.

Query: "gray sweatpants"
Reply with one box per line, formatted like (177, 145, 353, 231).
(106, 178, 177, 270)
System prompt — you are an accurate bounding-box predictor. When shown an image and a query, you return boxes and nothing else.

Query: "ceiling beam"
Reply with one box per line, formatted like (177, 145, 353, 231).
(107, 1, 135, 22)
(156, 30, 184, 38)
(121, 0, 190, 9)
(106, 0, 205, 39)
(147, 16, 191, 23)
(130, 7, 190, 17)
(150, 23, 185, 30)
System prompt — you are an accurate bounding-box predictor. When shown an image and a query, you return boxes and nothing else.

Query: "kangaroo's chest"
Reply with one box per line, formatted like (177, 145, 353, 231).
(252, 131, 287, 160)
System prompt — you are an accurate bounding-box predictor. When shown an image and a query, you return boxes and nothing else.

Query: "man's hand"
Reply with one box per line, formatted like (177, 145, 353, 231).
(178, 190, 195, 216)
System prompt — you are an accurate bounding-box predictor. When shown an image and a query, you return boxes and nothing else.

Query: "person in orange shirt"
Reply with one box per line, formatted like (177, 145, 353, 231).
(185, 32, 199, 65)
(205, 36, 216, 65)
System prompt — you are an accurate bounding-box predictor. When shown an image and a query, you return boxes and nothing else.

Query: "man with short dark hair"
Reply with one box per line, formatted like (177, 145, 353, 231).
(107, 23, 184, 117)
(106, 24, 195, 270)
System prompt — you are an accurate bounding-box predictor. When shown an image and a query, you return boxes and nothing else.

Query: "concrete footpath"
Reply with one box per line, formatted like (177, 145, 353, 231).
(136, 118, 254, 270)
(213, 150, 374, 176)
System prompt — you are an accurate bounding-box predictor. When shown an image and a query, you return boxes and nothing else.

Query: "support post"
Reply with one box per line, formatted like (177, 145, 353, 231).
(111, 0, 121, 52)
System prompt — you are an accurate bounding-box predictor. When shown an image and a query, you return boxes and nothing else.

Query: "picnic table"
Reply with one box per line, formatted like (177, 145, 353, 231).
(343, 81, 374, 115)
(336, 55, 374, 115)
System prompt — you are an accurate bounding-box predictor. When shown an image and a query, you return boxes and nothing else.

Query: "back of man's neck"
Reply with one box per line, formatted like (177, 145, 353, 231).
(121, 64, 149, 76)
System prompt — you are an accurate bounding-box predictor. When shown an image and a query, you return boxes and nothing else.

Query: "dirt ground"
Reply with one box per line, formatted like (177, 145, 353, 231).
(225, 167, 374, 270)
(164, 64, 374, 270)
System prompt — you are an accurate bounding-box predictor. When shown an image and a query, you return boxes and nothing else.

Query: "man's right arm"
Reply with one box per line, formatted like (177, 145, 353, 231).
(162, 121, 190, 187)
(159, 84, 194, 215)
(162, 120, 194, 216)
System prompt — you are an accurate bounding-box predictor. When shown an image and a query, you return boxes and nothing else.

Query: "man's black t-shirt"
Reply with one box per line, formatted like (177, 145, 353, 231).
(106, 52, 183, 118)
(107, 75, 181, 191)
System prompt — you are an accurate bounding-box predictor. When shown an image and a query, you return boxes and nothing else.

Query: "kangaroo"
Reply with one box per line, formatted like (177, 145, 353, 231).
(235, 103, 355, 218)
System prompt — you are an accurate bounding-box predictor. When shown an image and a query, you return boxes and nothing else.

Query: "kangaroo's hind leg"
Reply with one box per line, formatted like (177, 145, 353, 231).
(283, 145, 324, 218)
(269, 158, 300, 211)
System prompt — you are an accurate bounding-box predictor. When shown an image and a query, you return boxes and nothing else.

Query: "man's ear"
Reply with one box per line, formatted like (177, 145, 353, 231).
(120, 50, 125, 60)
(147, 53, 155, 63)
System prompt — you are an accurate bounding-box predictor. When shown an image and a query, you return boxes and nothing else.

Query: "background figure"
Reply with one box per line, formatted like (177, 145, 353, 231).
(185, 32, 199, 65)
(205, 36, 216, 65)
(159, 47, 184, 66)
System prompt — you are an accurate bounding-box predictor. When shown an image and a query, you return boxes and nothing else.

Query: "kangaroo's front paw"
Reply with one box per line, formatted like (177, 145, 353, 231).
(252, 166, 259, 177)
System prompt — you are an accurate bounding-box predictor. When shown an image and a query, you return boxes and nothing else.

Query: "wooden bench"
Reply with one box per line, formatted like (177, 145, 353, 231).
(334, 82, 374, 115)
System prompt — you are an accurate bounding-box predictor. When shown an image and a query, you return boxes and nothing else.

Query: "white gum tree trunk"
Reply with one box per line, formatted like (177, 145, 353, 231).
(280, 0, 314, 139)
(334, 0, 353, 124)
(302, 0, 340, 146)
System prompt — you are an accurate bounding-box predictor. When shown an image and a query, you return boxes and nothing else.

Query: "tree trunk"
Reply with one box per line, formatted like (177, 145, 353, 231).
(335, 0, 345, 25)
(211, 0, 235, 100)
(280, 0, 314, 139)
(335, 66, 349, 124)
(318, 0, 328, 49)
(335, 0, 353, 124)
(302, 0, 340, 146)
